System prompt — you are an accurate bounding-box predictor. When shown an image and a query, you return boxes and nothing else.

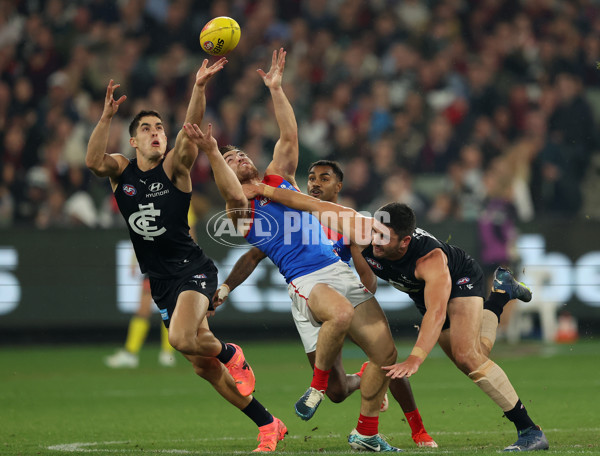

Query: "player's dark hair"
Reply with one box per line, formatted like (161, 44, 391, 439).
(219, 144, 242, 155)
(375, 202, 416, 238)
(308, 160, 344, 182)
(129, 110, 162, 137)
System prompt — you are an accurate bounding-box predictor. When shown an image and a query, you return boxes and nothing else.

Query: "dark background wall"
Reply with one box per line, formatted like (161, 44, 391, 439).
(1, 220, 598, 344)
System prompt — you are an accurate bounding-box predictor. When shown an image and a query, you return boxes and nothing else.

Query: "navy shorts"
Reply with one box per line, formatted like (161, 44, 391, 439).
(413, 258, 485, 330)
(149, 260, 218, 328)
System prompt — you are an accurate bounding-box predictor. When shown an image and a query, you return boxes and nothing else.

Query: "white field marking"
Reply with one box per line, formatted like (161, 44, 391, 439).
(47, 427, 600, 453)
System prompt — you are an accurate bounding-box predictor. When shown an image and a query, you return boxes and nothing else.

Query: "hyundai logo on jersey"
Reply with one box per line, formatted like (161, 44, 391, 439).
(149, 182, 163, 192)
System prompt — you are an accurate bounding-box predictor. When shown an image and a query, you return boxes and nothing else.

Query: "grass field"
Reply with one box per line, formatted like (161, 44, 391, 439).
(1, 339, 599, 455)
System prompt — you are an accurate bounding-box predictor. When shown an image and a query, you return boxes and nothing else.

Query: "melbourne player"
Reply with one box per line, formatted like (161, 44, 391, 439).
(184, 48, 403, 452)
(213, 160, 437, 448)
(240, 182, 549, 452)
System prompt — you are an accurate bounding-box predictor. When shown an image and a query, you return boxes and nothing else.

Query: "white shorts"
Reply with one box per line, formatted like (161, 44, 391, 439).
(288, 261, 374, 353)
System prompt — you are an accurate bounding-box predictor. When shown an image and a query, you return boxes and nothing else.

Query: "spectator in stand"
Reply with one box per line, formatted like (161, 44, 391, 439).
(1, 0, 599, 229)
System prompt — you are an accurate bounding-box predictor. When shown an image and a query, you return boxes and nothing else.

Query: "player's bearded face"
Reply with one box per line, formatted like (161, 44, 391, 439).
(371, 221, 399, 258)
(224, 150, 259, 182)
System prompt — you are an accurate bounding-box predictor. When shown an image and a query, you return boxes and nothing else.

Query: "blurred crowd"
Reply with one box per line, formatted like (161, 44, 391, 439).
(1, 0, 599, 230)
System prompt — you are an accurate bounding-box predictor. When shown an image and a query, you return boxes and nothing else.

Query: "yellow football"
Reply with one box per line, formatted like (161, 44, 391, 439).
(199, 16, 241, 56)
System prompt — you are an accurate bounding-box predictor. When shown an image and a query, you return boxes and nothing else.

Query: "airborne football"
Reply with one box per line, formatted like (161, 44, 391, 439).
(199, 16, 241, 56)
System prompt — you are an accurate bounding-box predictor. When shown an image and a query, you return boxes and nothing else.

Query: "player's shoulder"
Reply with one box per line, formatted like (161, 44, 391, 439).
(263, 174, 299, 191)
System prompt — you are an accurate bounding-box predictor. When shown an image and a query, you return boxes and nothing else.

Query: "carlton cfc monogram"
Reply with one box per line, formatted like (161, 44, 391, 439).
(128, 203, 166, 241)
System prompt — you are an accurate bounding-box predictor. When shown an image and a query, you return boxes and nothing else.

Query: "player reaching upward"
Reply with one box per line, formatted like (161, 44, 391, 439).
(240, 182, 549, 452)
(86, 58, 286, 453)
(213, 159, 437, 448)
(183, 48, 403, 452)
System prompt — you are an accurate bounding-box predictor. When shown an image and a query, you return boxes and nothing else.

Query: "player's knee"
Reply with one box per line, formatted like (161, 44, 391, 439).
(385, 344, 398, 365)
(370, 343, 397, 366)
(332, 305, 354, 330)
(452, 348, 481, 373)
(168, 330, 194, 354)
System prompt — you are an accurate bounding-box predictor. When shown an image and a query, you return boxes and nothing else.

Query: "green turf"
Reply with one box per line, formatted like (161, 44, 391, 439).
(1, 339, 599, 455)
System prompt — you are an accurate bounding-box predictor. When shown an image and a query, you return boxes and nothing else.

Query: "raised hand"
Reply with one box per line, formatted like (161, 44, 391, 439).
(257, 48, 286, 89)
(182, 122, 218, 153)
(102, 79, 127, 119)
(195, 57, 228, 87)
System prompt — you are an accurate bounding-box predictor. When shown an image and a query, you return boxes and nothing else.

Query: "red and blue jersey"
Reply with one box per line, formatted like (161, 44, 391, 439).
(245, 175, 340, 283)
(322, 225, 352, 264)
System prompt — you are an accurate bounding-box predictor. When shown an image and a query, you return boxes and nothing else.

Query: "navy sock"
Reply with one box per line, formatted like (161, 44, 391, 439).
(242, 397, 274, 427)
(484, 292, 510, 322)
(504, 399, 536, 431)
(215, 341, 236, 364)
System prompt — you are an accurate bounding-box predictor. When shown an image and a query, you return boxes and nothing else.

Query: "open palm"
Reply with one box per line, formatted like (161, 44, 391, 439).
(257, 48, 286, 89)
(195, 57, 228, 86)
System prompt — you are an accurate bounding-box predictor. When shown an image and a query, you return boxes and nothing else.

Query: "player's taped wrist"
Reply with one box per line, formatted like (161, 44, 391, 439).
(217, 283, 230, 301)
(410, 346, 428, 361)
(262, 184, 274, 198)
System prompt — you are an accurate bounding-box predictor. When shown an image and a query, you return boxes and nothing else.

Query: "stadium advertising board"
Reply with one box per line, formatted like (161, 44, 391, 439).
(1, 221, 599, 336)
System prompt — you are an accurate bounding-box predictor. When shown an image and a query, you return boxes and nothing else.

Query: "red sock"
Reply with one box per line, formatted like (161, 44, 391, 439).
(310, 366, 331, 392)
(356, 414, 379, 436)
(404, 409, 425, 435)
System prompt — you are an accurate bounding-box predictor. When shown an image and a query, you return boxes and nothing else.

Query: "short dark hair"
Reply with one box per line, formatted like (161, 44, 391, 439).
(308, 160, 344, 182)
(129, 110, 162, 137)
(219, 145, 240, 155)
(375, 202, 416, 238)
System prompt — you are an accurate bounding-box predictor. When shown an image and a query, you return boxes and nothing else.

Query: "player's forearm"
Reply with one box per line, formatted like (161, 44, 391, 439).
(223, 251, 265, 291)
(261, 185, 365, 243)
(206, 148, 246, 207)
(184, 83, 207, 127)
(270, 86, 297, 142)
(86, 117, 112, 175)
(411, 308, 446, 362)
(263, 184, 328, 214)
(351, 248, 378, 293)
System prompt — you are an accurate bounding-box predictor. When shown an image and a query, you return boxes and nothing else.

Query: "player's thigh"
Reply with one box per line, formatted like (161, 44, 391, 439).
(138, 283, 153, 316)
(170, 290, 210, 333)
(349, 297, 396, 366)
(446, 296, 486, 370)
(307, 283, 354, 323)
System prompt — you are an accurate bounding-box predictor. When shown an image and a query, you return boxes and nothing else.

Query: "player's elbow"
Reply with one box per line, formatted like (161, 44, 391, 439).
(281, 131, 298, 144)
(86, 160, 106, 177)
(85, 155, 101, 173)
(226, 196, 248, 210)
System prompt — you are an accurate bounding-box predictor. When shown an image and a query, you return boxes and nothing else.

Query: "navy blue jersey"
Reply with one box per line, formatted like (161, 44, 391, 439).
(362, 228, 484, 315)
(114, 158, 210, 279)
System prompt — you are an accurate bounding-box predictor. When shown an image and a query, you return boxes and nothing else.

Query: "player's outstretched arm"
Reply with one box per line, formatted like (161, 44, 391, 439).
(243, 182, 373, 248)
(259, 49, 299, 186)
(86, 80, 128, 181)
(212, 247, 267, 310)
(183, 122, 247, 212)
(171, 58, 228, 176)
(350, 245, 378, 292)
(383, 249, 451, 379)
